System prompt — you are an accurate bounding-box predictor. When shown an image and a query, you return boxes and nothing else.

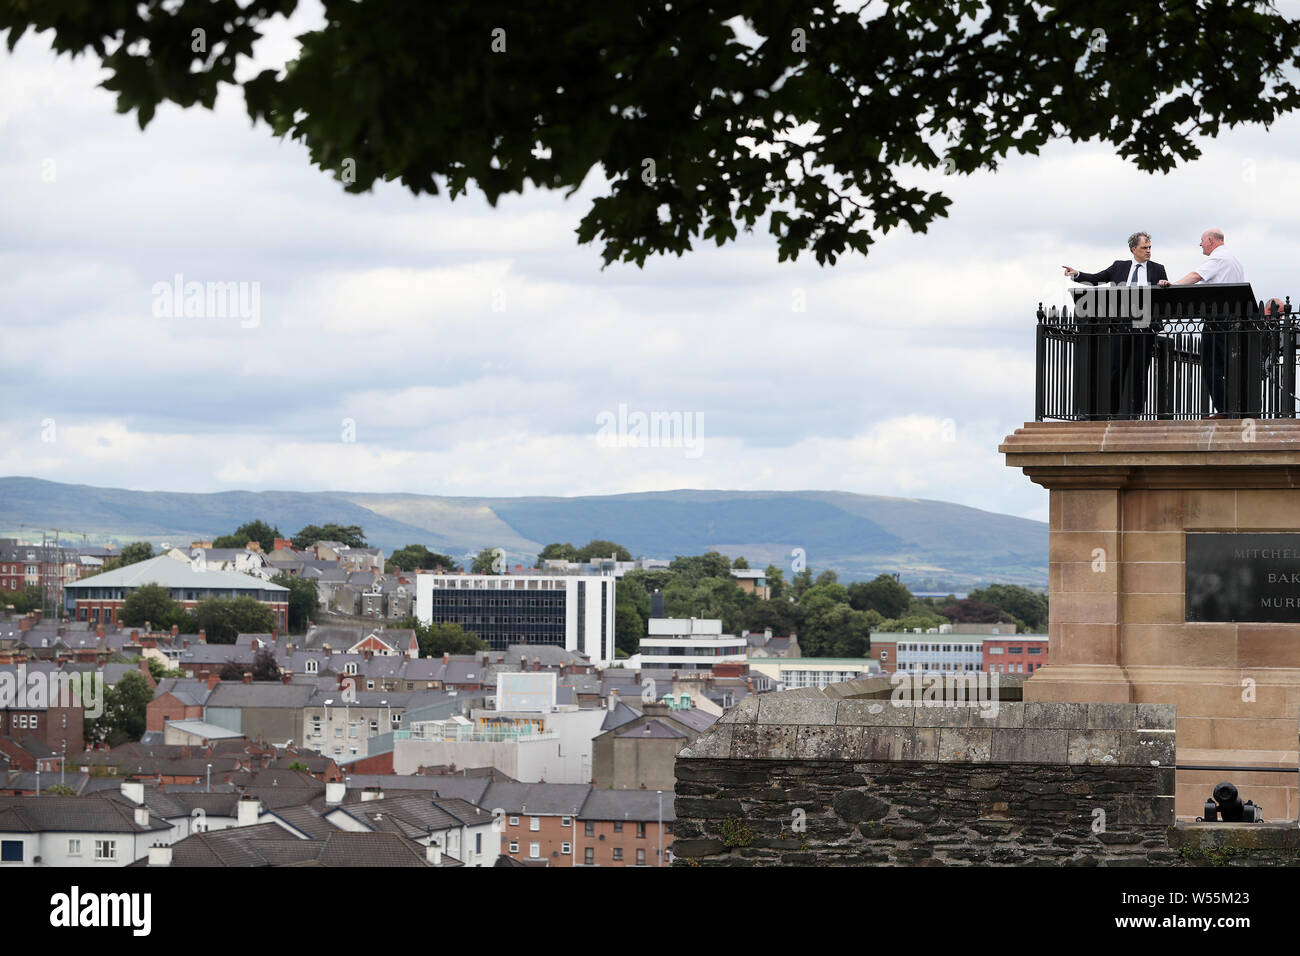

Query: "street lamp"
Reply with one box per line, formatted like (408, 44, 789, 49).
(206, 763, 212, 793)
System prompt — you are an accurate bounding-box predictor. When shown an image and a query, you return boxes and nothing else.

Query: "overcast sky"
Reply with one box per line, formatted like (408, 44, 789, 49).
(4, 5, 1300, 526)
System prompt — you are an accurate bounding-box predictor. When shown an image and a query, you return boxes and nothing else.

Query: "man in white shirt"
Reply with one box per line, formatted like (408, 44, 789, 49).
(1158, 229, 1248, 416)
(1158, 228, 1245, 285)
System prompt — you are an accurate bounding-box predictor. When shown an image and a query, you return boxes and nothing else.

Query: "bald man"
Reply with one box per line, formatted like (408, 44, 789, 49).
(1157, 228, 1245, 286)
(1157, 229, 1249, 416)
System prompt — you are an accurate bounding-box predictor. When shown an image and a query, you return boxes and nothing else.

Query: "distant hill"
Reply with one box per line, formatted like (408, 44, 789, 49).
(0, 477, 1047, 587)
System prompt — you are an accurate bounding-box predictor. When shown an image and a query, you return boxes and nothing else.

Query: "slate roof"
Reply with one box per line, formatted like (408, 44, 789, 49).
(579, 789, 676, 822)
(600, 702, 642, 732)
(481, 782, 592, 815)
(205, 682, 317, 709)
(0, 795, 168, 833)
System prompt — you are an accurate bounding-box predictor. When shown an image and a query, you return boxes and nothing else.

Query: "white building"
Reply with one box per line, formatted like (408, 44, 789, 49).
(748, 657, 881, 690)
(638, 618, 748, 672)
(415, 573, 617, 666)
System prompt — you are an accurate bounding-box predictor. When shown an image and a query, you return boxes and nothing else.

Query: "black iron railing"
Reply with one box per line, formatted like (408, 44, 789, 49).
(1035, 287, 1298, 421)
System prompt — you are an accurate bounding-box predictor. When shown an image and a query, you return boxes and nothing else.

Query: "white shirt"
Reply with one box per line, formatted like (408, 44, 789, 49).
(1197, 246, 1245, 284)
(1126, 260, 1148, 285)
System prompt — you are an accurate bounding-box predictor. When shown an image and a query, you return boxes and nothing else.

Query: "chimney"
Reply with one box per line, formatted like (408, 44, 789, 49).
(443, 653, 450, 666)
(282, 671, 293, 685)
(236, 795, 261, 827)
(481, 654, 488, 668)
(271, 628, 278, 641)
(147, 844, 172, 867)
(242, 672, 253, 684)
(121, 780, 145, 804)
(171, 624, 179, 637)
(134, 805, 150, 827)
(325, 780, 345, 806)
(532, 657, 540, 672)
(427, 844, 443, 866)
(139, 659, 156, 689)
(764, 627, 773, 639)
(206, 674, 220, 690)
(198, 629, 207, 643)
(361, 786, 383, 802)
(144, 620, 150, 633)
(96, 625, 105, 640)
(130, 629, 139, 642)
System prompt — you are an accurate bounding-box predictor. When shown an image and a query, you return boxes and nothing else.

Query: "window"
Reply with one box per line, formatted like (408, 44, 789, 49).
(636, 822, 646, 838)
(584, 847, 594, 865)
(475, 833, 482, 855)
(369, 720, 378, 733)
(530, 817, 540, 831)
(1028, 647, 1042, 654)
(335, 728, 343, 738)
(584, 821, 594, 837)
(94, 840, 117, 861)
(561, 842, 572, 855)
(306, 659, 318, 674)
(1, 840, 23, 862)
(349, 723, 358, 738)
(509, 816, 519, 826)
(509, 840, 518, 853)
(613, 848, 623, 861)
(68, 839, 81, 856)
(560, 816, 572, 827)
(636, 848, 646, 865)
(529, 843, 540, 859)
(1008, 647, 1023, 654)
(29, 715, 36, 729)
(988, 647, 1004, 654)
(613, 821, 623, 833)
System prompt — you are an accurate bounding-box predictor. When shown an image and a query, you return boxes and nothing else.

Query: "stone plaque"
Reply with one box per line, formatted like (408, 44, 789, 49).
(1186, 533, 1300, 623)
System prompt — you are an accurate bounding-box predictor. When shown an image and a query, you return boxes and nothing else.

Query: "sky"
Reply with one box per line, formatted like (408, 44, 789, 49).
(4, 4, 1300, 526)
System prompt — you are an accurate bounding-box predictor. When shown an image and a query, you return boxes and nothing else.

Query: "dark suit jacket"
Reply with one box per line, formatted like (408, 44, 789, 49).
(1075, 259, 1168, 285)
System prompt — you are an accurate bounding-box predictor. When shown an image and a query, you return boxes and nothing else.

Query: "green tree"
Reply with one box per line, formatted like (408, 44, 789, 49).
(938, 598, 1015, 625)
(471, 547, 505, 574)
(535, 542, 578, 567)
(615, 603, 644, 657)
(668, 553, 731, 587)
(388, 544, 460, 572)
(732, 556, 749, 569)
(86, 671, 152, 746)
(789, 566, 814, 602)
(12, 3, 1298, 266)
(291, 524, 367, 549)
(251, 646, 282, 681)
(117, 541, 155, 567)
(213, 520, 281, 552)
(413, 620, 488, 657)
(118, 583, 188, 630)
(764, 564, 786, 602)
(848, 574, 913, 619)
(573, 540, 632, 562)
(191, 596, 275, 644)
(969, 584, 1049, 632)
(146, 657, 184, 681)
(272, 572, 319, 633)
(815, 569, 839, 587)
(44, 784, 77, 796)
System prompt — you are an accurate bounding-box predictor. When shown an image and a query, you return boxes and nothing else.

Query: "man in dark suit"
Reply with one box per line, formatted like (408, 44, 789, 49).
(1061, 232, 1168, 418)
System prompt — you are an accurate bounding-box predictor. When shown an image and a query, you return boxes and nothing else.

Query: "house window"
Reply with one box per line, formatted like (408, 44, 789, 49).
(560, 816, 572, 827)
(612, 848, 623, 861)
(584, 821, 594, 837)
(369, 720, 378, 733)
(345, 662, 358, 675)
(367, 681, 375, 689)
(334, 728, 343, 738)
(1, 841, 23, 862)
(529, 843, 540, 859)
(476, 833, 482, 855)
(584, 847, 594, 865)
(349, 723, 358, 738)
(636, 848, 646, 865)
(509, 816, 519, 827)
(29, 715, 36, 729)
(306, 660, 318, 674)
(613, 821, 623, 833)
(94, 840, 117, 861)
(67, 839, 81, 855)
(561, 842, 572, 855)
(530, 817, 540, 831)
(509, 840, 518, 853)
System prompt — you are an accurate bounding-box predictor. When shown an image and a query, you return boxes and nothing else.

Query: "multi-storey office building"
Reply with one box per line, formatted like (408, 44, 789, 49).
(638, 618, 748, 673)
(415, 574, 616, 666)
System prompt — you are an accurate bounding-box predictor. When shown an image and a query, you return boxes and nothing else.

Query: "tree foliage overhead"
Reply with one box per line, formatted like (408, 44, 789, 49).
(116, 541, 155, 567)
(388, 544, 461, 572)
(272, 572, 318, 633)
(191, 595, 276, 643)
(8, 2, 1299, 266)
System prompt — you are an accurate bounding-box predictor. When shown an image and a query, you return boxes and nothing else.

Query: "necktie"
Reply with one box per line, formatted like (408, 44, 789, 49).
(1130, 263, 1141, 285)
